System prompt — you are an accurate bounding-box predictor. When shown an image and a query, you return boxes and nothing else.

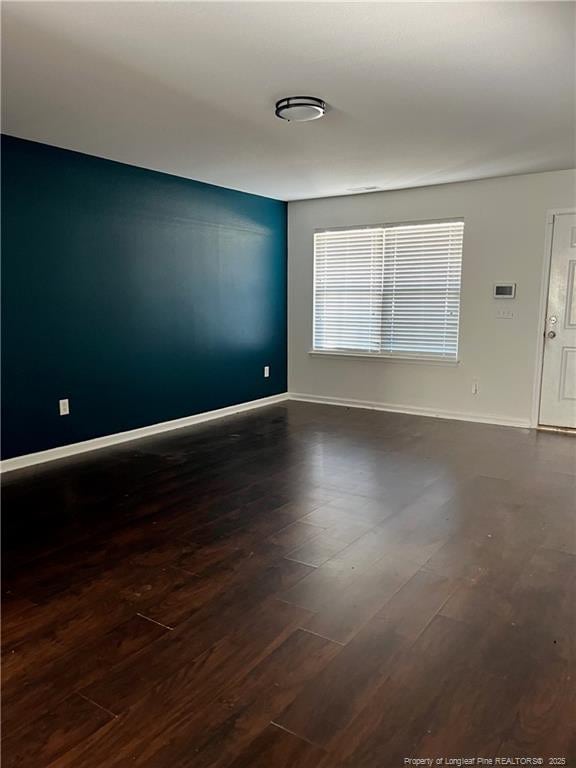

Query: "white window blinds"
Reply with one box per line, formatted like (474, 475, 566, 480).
(313, 220, 464, 360)
(314, 228, 384, 353)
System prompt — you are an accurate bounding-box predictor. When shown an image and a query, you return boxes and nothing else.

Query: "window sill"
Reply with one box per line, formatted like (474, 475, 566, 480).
(308, 350, 460, 366)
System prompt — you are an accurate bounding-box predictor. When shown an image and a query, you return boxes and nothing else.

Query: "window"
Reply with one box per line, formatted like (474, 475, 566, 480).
(313, 220, 464, 361)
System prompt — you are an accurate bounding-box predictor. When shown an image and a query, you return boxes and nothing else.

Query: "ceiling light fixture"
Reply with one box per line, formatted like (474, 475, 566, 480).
(275, 96, 326, 122)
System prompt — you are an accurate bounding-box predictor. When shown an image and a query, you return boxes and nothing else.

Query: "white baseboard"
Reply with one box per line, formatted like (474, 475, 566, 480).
(0, 393, 290, 473)
(0, 391, 532, 473)
(287, 392, 532, 429)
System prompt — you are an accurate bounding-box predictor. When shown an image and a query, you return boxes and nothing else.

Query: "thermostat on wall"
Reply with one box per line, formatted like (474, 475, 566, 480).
(493, 283, 516, 299)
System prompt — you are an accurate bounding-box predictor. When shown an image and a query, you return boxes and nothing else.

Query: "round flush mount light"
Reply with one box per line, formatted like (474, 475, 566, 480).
(275, 96, 326, 122)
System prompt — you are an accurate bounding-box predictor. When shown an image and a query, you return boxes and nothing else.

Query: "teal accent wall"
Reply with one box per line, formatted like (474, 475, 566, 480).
(1, 136, 287, 459)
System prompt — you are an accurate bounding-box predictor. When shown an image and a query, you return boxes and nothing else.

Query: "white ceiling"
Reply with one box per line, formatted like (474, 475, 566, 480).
(2, 1, 575, 201)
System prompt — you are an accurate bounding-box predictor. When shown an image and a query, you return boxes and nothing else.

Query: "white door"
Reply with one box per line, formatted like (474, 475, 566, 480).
(540, 213, 576, 428)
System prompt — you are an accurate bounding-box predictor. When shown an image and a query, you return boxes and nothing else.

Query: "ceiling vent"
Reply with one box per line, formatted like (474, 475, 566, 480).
(347, 186, 381, 193)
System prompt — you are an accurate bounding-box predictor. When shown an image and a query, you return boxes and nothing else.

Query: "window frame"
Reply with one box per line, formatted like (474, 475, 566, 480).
(311, 218, 464, 365)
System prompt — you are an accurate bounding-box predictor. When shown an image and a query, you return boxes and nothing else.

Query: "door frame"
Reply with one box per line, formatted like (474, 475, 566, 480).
(531, 207, 576, 428)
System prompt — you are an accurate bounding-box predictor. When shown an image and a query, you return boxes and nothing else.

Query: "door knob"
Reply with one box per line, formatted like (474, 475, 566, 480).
(547, 330, 556, 339)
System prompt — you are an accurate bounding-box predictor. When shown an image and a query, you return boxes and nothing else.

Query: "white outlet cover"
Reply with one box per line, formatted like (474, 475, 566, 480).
(59, 398, 70, 415)
(264, 366, 270, 378)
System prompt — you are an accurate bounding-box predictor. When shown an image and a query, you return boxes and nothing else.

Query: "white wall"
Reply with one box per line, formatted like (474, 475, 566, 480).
(288, 170, 576, 427)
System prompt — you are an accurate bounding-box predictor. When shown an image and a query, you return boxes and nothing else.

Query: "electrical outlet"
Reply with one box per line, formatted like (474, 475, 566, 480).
(472, 380, 479, 395)
(59, 398, 70, 416)
(264, 366, 270, 378)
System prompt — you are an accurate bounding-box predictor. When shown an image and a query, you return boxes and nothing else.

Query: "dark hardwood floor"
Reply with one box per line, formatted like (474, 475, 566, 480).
(2, 400, 575, 767)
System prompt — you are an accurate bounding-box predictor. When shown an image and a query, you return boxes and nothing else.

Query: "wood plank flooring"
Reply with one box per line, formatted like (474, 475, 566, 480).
(2, 401, 575, 767)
